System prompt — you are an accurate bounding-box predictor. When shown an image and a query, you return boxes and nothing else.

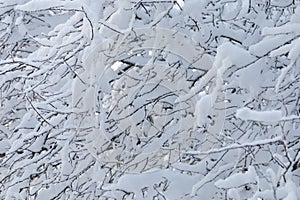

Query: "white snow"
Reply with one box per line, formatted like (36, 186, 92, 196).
(236, 107, 282, 122)
(215, 166, 257, 189)
(249, 34, 296, 57)
(195, 92, 212, 126)
(0, 140, 10, 154)
(15, 0, 65, 11)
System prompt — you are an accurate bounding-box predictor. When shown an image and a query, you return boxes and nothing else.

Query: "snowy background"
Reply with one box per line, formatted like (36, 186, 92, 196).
(0, 0, 300, 199)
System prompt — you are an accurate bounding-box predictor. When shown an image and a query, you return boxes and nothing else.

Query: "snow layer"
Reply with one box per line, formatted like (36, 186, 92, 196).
(215, 166, 257, 189)
(236, 107, 282, 122)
